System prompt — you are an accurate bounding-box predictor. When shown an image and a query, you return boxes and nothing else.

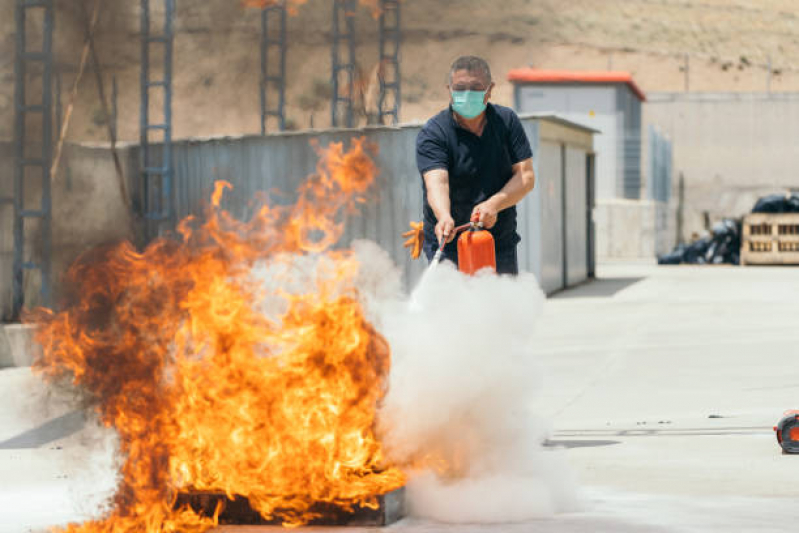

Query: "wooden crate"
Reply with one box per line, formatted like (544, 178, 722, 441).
(741, 213, 799, 265)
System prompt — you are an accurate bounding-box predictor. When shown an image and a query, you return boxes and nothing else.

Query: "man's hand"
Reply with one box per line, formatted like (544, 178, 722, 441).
(471, 200, 499, 229)
(435, 214, 456, 245)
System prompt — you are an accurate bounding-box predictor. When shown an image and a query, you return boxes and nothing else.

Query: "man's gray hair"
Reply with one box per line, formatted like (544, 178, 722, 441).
(448, 56, 492, 85)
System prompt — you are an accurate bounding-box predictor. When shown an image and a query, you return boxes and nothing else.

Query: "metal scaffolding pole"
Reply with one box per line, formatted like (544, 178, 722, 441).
(260, 2, 287, 133)
(11, 0, 54, 318)
(331, 0, 356, 128)
(378, 0, 400, 125)
(140, 0, 175, 241)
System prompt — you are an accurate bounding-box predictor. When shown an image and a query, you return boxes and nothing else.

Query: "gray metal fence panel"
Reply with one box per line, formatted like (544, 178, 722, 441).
(517, 120, 542, 280)
(565, 146, 588, 286)
(130, 117, 582, 292)
(536, 140, 565, 293)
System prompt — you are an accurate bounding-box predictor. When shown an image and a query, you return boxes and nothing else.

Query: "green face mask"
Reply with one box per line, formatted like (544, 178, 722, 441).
(451, 90, 488, 119)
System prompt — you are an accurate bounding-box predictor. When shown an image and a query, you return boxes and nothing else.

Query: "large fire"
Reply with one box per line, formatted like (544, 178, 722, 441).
(30, 138, 406, 531)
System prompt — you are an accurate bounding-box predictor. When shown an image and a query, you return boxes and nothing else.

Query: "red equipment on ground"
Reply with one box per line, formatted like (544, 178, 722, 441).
(774, 410, 799, 453)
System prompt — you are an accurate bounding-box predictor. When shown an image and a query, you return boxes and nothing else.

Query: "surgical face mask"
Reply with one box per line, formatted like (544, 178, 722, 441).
(451, 90, 488, 119)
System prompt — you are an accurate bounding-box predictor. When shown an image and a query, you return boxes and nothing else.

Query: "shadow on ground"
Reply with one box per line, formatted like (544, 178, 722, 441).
(554, 277, 644, 299)
(0, 411, 84, 449)
(544, 439, 620, 449)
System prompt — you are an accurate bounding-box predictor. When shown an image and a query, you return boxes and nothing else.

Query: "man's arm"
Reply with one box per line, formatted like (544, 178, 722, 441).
(472, 158, 535, 228)
(423, 168, 456, 244)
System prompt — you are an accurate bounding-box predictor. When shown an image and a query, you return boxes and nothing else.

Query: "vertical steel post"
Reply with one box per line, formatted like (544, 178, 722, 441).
(140, 0, 175, 241)
(260, 2, 287, 134)
(41, 0, 53, 308)
(112, 74, 118, 140)
(163, 0, 174, 226)
(331, 0, 356, 128)
(12, 0, 54, 318)
(377, 0, 400, 125)
(54, 70, 61, 139)
(12, 1, 25, 317)
(260, 8, 267, 135)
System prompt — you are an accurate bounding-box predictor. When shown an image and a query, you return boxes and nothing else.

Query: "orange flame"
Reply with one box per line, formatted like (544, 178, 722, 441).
(30, 138, 405, 532)
(242, 0, 382, 18)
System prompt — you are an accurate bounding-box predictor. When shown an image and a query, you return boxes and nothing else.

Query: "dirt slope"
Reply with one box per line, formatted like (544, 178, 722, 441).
(2, 0, 799, 142)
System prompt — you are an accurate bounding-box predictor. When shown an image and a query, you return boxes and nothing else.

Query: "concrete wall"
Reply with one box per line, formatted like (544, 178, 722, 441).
(0, 143, 136, 319)
(595, 199, 675, 260)
(644, 92, 799, 242)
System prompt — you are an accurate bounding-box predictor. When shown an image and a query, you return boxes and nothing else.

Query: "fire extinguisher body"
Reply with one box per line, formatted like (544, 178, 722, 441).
(457, 228, 496, 275)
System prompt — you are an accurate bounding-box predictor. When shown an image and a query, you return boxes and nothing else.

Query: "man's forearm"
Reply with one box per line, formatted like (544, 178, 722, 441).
(488, 159, 535, 212)
(423, 169, 452, 220)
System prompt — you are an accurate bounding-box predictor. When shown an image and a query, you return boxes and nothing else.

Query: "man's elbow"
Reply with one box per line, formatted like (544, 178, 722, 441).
(523, 172, 536, 194)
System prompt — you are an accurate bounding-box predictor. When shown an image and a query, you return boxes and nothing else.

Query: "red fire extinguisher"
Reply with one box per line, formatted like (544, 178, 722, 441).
(457, 215, 497, 275)
(428, 214, 497, 275)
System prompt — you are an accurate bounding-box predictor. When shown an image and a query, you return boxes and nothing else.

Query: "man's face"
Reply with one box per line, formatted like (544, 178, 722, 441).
(448, 69, 494, 105)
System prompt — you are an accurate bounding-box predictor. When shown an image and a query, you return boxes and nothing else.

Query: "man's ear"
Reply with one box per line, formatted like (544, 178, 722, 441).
(485, 82, 495, 102)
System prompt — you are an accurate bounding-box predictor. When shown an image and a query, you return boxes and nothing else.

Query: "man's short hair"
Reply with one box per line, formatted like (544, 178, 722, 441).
(448, 56, 492, 85)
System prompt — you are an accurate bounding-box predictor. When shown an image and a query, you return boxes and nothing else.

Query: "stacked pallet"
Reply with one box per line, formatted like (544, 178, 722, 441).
(741, 213, 799, 265)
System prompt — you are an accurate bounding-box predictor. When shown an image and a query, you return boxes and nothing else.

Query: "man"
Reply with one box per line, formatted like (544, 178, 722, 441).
(415, 55, 536, 275)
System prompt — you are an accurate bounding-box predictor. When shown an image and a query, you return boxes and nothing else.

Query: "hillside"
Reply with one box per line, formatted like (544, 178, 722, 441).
(2, 0, 799, 142)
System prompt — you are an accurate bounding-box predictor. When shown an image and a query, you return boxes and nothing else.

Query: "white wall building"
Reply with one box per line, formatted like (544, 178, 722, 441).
(508, 70, 673, 259)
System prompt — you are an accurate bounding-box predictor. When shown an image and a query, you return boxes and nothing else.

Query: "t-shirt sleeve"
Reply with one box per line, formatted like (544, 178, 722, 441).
(416, 126, 449, 175)
(507, 111, 533, 164)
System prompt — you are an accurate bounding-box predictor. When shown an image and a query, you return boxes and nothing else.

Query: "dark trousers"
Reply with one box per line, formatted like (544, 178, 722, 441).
(423, 239, 519, 275)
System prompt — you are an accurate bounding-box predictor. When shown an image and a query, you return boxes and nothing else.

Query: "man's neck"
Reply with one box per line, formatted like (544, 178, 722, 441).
(453, 108, 488, 136)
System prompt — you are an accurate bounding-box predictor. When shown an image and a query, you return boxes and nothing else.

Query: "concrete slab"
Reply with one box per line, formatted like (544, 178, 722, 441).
(0, 326, 12, 368)
(2, 324, 40, 367)
(2, 263, 799, 532)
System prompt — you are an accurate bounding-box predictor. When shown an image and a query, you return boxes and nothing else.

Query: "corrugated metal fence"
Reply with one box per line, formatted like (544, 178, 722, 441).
(132, 116, 590, 292)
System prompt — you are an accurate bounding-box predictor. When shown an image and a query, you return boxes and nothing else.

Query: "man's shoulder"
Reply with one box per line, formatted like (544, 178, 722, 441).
(419, 108, 452, 136)
(488, 103, 521, 124)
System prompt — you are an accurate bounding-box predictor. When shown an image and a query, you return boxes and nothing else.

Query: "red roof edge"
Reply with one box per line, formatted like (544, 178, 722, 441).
(507, 69, 646, 102)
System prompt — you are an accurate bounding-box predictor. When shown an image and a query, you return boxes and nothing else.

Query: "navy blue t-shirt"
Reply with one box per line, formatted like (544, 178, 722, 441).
(415, 103, 533, 252)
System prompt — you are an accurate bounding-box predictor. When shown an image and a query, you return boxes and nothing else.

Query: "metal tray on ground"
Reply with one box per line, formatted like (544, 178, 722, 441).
(175, 487, 405, 527)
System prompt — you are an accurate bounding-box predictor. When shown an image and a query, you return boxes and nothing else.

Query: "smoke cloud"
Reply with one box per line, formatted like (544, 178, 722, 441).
(353, 240, 581, 523)
(16, 239, 578, 529)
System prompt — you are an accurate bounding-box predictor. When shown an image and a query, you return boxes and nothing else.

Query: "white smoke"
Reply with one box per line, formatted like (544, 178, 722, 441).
(352, 240, 580, 523)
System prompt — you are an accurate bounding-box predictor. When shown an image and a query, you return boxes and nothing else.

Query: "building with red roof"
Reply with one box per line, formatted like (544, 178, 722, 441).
(508, 69, 646, 202)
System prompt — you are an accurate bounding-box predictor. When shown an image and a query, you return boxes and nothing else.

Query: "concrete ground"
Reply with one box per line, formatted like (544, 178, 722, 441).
(1, 263, 798, 532)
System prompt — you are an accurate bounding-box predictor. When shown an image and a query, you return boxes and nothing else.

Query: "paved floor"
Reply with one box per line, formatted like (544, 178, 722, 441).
(2, 263, 798, 532)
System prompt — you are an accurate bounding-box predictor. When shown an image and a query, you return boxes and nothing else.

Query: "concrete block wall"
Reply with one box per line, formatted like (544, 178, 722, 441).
(595, 199, 675, 260)
(0, 143, 136, 319)
(0, 325, 38, 367)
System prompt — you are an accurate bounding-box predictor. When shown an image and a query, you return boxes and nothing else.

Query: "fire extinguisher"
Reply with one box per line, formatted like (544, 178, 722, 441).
(431, 214, 497, 275)
(457, 217, 496, 275)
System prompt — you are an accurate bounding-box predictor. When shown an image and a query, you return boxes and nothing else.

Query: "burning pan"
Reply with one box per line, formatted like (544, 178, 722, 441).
(175, 487, 406, 527)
